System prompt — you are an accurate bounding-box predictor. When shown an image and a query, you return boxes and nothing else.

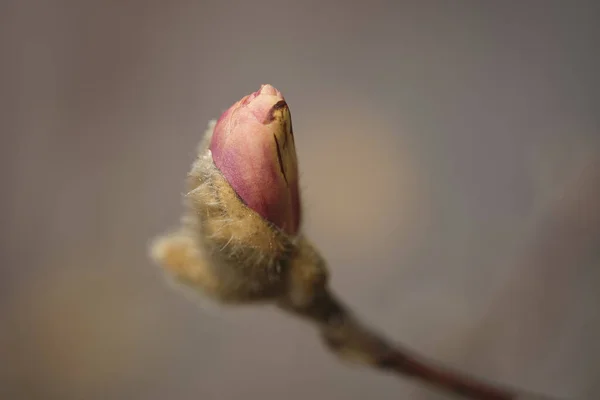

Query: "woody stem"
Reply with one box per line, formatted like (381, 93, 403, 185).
(278, 289, 559, 400)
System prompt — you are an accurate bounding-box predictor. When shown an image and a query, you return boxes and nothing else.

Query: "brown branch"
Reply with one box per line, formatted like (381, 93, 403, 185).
(154, 226, 564, 399)
(278, 289, 561, 400)
(152, 156, 566, 400)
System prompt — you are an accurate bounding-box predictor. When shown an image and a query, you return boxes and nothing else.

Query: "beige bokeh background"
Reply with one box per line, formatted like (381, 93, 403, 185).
(2, 2, 599, 399)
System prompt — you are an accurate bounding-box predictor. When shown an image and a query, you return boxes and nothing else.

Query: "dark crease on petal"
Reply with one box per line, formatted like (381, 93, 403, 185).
(273, 134, 288, 185)
(266, 100, 288, 123)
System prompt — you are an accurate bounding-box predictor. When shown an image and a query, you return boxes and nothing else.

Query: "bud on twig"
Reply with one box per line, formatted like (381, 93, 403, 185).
(150, 85, 561, 400)
(152, 84, 322, 304)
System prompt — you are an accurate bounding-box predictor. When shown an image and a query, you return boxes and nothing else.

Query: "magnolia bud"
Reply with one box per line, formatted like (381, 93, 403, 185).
(152, 85, 317, 304)
(210, 84, 301, 235)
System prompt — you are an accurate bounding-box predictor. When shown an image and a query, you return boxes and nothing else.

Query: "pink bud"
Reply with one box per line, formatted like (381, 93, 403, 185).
(210, 84, 301, 235)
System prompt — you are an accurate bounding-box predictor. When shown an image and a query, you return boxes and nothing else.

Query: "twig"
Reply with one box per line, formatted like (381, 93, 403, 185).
(278, 288, 559, 400)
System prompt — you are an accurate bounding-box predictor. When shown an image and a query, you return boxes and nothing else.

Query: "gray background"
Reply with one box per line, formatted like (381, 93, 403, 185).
(1, 1, 599, 399)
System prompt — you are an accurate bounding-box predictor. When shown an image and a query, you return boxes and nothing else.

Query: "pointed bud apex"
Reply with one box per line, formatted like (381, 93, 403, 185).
(210, 84, 301, 235)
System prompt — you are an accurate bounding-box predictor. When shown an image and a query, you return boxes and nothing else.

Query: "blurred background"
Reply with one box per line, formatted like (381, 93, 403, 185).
(1, 1, 599, 399)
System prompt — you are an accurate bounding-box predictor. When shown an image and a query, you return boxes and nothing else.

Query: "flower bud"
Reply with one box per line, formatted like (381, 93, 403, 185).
(152, 85, 310, 304)
(151, 85, 331, 307)
(209, 84, 301, 235)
